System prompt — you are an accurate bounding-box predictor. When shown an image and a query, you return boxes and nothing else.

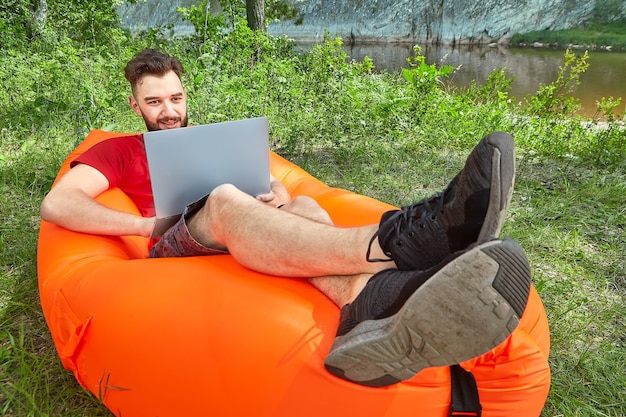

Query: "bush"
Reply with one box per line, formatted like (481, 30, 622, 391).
(525, 49, 589, 116)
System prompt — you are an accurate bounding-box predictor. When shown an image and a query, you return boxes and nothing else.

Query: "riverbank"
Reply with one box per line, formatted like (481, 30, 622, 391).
(510, 19, 626, 51)
(289, 19, 626, 52)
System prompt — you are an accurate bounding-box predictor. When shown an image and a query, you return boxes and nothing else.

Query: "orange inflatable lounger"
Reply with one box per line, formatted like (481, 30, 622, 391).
(38, 130, 551, 417)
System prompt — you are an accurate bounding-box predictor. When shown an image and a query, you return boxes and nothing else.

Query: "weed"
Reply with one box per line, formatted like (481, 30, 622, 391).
(526, 49, 589, 116)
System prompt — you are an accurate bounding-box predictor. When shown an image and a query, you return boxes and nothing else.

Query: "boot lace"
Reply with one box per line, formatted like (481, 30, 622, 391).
(366, 192, 446, 263)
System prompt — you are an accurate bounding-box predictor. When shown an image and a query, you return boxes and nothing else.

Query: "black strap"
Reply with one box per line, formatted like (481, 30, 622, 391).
(449, 364, 482, 417)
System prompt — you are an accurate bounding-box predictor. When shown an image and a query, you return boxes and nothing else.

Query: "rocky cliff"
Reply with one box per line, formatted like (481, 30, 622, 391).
(269, 0, 626, 44)
(117, 0, 626, 44)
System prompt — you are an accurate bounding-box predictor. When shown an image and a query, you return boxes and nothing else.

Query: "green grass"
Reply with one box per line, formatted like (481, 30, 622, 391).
(509, 159, 625, 416)
(5, 130, 624, 416)
(1, 25, 625, 417)
(511, 18, 626, 50)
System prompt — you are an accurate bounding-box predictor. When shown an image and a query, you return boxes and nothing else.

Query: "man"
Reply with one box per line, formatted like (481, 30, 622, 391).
(41, 49, 530, 387)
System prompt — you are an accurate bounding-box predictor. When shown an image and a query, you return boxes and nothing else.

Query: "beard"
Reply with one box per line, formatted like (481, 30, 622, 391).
(144, 115, 189, 132)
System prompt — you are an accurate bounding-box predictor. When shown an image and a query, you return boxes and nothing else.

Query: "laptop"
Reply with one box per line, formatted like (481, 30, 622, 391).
(144, 117, 271, 237)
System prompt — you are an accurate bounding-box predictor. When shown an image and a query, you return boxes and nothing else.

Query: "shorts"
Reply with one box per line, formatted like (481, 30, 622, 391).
(149, 196, 228, 258)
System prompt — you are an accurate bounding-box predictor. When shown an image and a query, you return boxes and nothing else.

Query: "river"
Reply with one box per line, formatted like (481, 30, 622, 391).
(115, 0, 625, 118)
(335, 43, 626, 118)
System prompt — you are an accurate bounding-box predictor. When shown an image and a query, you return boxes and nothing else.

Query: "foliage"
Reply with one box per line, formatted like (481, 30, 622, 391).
(402, 45, 455, 95)
(465, 68, 515, 105)
(525, 49, 589, 116)
(177, 0, 228, 45)
(266, 0, 299, 22)
(0, 0, 32, 49)
(0, 0, 130, 51)
(586, 96, 626, 165)
(511, 18, 626, 50)
(45, 0, 127, 46)
(0, 42, 138, 145)
(177, 0, 298, 40)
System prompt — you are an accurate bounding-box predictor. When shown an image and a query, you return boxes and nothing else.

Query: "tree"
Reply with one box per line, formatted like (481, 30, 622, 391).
(31, 0, 48, 36)
(244, 0, 299, 32)
(179, 0, 298, 35)
(246, 0, 265, 31)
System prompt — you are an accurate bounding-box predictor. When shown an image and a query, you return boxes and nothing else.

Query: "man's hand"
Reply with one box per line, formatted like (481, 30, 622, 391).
(256, 178, 290, 208)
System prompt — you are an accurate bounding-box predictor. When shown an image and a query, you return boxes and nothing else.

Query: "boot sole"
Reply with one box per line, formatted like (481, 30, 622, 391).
(324, 239, 531, 387)
(479, 132, 516, 241)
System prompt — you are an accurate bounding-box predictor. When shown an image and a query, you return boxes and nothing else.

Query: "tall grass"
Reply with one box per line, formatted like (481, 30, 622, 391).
(1, 21, 625, 417)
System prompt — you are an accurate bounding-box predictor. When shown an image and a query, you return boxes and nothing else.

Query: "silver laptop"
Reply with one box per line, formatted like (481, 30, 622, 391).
(144, 117, 271, 237)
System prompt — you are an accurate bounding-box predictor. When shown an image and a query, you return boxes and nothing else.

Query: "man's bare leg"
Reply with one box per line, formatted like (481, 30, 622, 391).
(307, 273, 372, 306)
(279, 196, 373, 306)
(186, 184, 392, 279)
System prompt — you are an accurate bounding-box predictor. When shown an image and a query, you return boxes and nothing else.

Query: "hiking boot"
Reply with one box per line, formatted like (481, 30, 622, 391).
(326, 238, 531, 387)
(367, 131, 515, 271)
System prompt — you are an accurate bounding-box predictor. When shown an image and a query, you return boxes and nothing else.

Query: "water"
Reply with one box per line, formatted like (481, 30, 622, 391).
(115, 0, 625, 117)
(340, 43, 626, 117)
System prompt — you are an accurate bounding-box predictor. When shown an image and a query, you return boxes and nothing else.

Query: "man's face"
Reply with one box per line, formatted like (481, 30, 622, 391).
(129, 70, 188, 131)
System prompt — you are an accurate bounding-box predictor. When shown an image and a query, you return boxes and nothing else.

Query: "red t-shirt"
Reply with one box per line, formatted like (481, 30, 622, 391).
(71, 134, 155, 217)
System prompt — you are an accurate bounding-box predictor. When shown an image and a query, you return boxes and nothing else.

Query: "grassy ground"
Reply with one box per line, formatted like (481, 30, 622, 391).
(1, 34, 625, 416)
(3, 127, 623, 417)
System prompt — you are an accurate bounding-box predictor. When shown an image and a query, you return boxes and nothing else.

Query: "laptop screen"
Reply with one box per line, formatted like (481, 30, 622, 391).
(144, 117, 271, 221)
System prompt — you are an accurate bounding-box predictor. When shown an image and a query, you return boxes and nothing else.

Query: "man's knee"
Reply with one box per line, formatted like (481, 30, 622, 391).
(186, 184, 240, 237)
(284, 196, 333, 224)
(208, 183, 239, 203)
(202, 184, 241, 215)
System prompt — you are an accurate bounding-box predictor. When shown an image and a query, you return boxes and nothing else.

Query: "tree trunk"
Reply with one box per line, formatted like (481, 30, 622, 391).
(31, 0, 48, 36)
(246, 0, 266, 31)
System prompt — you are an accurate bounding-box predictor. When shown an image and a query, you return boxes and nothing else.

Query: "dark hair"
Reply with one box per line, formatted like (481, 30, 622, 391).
(124, 49, 184, 94)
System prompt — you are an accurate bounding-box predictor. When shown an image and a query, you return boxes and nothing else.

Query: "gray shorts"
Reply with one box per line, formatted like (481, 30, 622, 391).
(149, 197, 228, 258)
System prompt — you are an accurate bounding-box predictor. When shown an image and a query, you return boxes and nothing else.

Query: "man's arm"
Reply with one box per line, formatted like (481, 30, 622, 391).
(40, 164, 155, 237)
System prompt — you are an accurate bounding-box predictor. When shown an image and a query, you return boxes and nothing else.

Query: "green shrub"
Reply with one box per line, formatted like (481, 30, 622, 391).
(401, 45, 455, 96)
(526, 49, 589, 116)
